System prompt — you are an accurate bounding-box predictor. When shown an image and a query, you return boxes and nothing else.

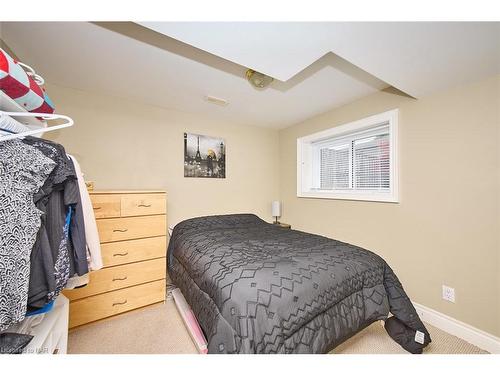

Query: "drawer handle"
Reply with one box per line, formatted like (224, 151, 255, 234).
(138, 204, 152, 208)
(93, 206, 102, 210)
(113, 229, 128, 233)
(113, 252, 129, 257)
(112, 300, 127, 306)
(112, 276, 128, 281)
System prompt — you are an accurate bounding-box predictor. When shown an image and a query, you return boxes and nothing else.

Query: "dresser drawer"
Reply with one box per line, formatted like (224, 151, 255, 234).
(68, 280, 165, 328)
(96, 215, 166, 243)
(64, 258, 166, 300)
(90, 194, 121, 219)
(101, 236, 167, 268)
(121, 193, 166, 217)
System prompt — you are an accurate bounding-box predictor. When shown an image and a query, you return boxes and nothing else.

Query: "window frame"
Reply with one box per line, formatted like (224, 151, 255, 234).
(296, 109, 399, 203)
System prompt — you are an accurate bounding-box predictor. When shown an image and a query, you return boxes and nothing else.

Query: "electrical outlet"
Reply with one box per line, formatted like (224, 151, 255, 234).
(442, 285, 455, 303)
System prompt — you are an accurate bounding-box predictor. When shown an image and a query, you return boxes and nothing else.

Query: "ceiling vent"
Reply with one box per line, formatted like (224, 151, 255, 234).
(205, 95, 229, 106)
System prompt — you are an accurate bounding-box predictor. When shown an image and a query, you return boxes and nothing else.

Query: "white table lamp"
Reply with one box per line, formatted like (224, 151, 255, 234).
(272, 201, 281, 224)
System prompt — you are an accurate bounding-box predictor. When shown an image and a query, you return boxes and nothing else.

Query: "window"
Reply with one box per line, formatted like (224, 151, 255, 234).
(297, 109, 398, 202)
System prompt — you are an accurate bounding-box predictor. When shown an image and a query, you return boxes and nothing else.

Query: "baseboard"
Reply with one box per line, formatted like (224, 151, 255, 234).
(412, 302, 500, 354)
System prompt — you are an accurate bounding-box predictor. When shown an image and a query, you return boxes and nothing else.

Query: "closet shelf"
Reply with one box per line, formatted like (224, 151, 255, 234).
(0, 90, 48, 129)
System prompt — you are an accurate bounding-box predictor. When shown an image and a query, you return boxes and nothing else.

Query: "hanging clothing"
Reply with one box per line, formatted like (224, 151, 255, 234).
(0, 140, 55, 331)
(46, 206, 73, 302)
(22, 137, 88, 309)
(26, 218, 56, 310)
(1, 136, 96, 331)
(65, 154, 103, 289)
(68, 154, 102, 271)
(23, 137, 73, 309)
(65, 158, 89, 276)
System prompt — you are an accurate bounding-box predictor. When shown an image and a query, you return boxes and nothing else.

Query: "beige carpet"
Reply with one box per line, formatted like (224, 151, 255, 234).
(68, 300, 487, 354)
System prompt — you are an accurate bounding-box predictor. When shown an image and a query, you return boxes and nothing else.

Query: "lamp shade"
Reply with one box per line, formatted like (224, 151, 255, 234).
(271, 201, 281, 217)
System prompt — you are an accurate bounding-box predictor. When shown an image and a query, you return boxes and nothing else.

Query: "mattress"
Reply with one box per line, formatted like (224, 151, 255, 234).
(167, 214, 431, 354)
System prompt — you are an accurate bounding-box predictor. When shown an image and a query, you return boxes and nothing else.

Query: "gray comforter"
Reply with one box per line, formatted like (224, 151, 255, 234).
(167, 214, 431, 354)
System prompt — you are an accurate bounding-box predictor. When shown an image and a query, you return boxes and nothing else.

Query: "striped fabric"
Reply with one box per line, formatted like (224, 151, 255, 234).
(0, 48, 55, 114)
(0, 113, 30, 134)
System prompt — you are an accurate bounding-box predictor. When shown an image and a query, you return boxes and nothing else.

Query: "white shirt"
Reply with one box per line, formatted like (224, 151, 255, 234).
(68, 154, 103, 271)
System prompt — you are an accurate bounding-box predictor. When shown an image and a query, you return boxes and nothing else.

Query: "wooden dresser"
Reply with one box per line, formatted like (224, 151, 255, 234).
(64, 190, 167, 328)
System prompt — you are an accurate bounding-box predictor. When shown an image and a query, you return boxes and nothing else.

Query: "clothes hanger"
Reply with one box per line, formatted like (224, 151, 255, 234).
(17, 61, 45, 86)
(0, 111, 74, 142)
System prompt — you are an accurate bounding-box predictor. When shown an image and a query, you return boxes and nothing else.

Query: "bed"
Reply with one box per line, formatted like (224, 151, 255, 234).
(167, 214, 431, 354)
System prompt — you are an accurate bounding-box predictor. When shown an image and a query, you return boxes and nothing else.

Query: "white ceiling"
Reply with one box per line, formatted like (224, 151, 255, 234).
(0, 22, 388, 129)
(140, 22, 500, 98)
(1, 22, 499, 129)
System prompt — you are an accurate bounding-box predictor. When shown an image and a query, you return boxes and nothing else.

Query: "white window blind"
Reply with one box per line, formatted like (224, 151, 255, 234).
(312, 125, 390, 192)
(354, 132, 390, 190)
(319, 144, 350, 190)
(297, 110, 398, 202)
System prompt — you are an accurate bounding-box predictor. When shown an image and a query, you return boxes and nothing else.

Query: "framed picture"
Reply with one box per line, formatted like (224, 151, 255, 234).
(184, 132, 226, 178)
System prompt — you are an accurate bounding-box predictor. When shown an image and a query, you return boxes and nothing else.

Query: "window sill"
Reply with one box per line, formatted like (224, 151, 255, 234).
(297, 190, 399, 203)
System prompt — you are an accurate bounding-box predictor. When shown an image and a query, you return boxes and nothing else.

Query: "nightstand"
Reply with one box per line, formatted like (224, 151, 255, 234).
(273, 222, 291, 229)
